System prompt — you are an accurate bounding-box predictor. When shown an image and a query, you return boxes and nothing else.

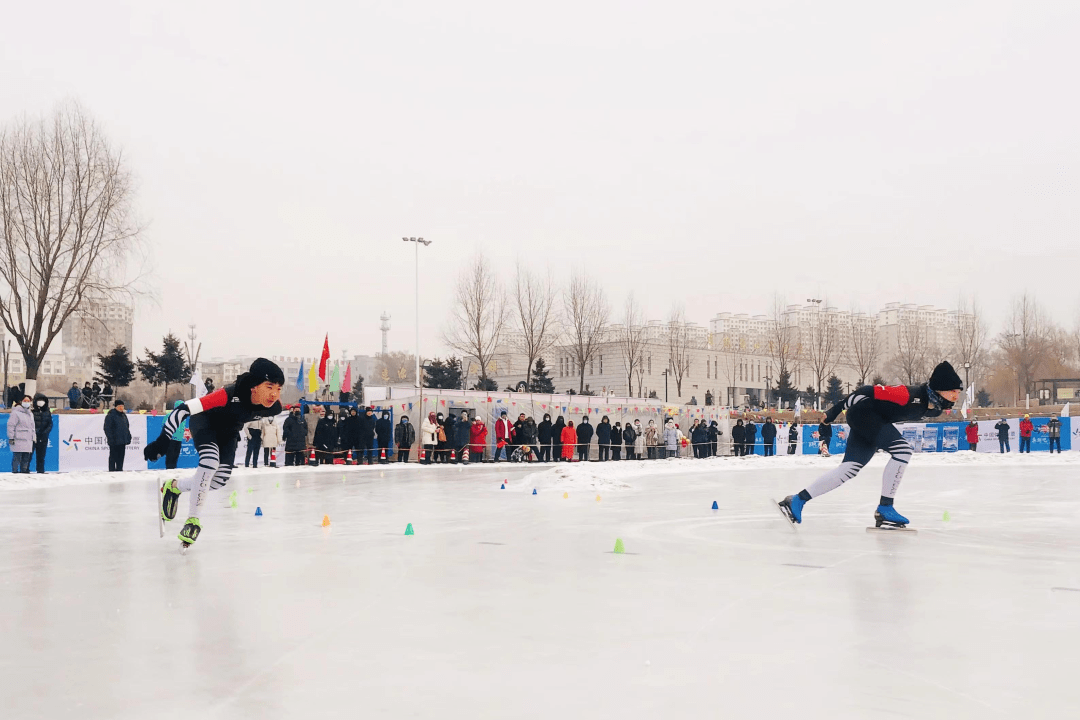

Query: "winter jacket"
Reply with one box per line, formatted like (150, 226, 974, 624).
(633, 423, 646, 453)
(731, 424, 745, 444)
(707, 422, 720, 444)
(495, 417, 513, 445)
(420, 416, 439, 445)
(1019, 419, 1033, 438)
(339, 413, 361, 448)
(761, 422, 777, 442)
(32, 393, 53, 440)
(995, 420, 1010, 440)
(469, 422, 488, 454)
(358, 412, 377, 443)
(576, 419, 594, 446)
(644, 422, 660, 446)
(824, 384, 946, 428)
(623, 423, 637, 447)
(103, 408, 132, 447)
(395, 420, 417, 447)
(537, 416, 553, 443)
(965, 423, 979, 444)
(551, 418, 566, 447)
(1047, 418, 1062, 439)
(6, 404, 36, 452)
(305, 408, 322, 447)
(596, 421, 612, 446)
(817, 423, 832, 443)
(520, 419, 538, 445)
(663, 423, 679, 451)
(788, 425, 799, 444)
(67, 386, 81, 408)
(376, 414, 393, 445)
(314, 416, 338, 451)
(512, 419, 527, 444)
(690, 423, 708, 446)
(560, 426, 577, 458)
(243, 420, 263, 442)
(283, 412, 307, 451)
(261, 417, 282, 448)
(744, 422, 757, 444)
(455, 417, 472, 448)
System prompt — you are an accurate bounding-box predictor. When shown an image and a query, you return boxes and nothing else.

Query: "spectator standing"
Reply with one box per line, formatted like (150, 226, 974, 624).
(761, 417, 777, 457)
(965, 420, 979, 452)
(550, 415, 565, 462)
(304, 404, 322, 453)
(260, 415, 280, 466)
(243, 418, 263, 468)
(510, 413, 527, 459)
(818, 419, 832, 457)
(596, 416, 612, 461)
(395, 415, 416, 462)
(468, 416, 487, 462)
(520, 417, 539, 461)
(788, 422, 799, 455)
(611, 421, 623, 460)
(645, 419, 660, 459)
(376, 410, 393, 463)
(454, 412, 472, 462)
(314, 411, 337, 464)
(7, 394, 35, 473)
(67, 383, 82, 410)
(81, 382, 94, 409)
(691, 420, 708, 458)
(744, 419, 758, 456)
(282, 406, 308, 466)
(30, 393, 53, 474)
(420, 412, 439, 464)
(103, 399, 131, 472)
(560, 420, 577, 461)
(166, 399, 187, 470)
(707, 421, 719, 457)
(339, 408, 359, 462)
(494, 411, 513, 462)
(1019, 414, 1033, 453)
(576, 416, 593, 461)
(434, 412, 449, 463)
(995, 417, 1010, 453)
(1048, 414, 1062, 453)
(537, 413, 553, 462)
(624, 420, 638, 460)
(358, 407, 377, 464)
(663, 419, 679, 458)
(101, 383, 114, 407)
(732, 419, 745, 456)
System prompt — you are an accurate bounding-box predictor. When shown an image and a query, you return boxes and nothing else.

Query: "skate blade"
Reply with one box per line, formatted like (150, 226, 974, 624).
(866, 526, 918, 534)
(179, 542, 191, 555)
(158, 482, 166, 539)
(770, 498, 798, 532)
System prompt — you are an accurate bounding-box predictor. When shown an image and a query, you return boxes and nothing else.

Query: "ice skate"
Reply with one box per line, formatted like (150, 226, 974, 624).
(774, 495, 803, 529)
(178, 517, 202, 553)
(161, 479, 181, 521)
(867, 505, 917, 534)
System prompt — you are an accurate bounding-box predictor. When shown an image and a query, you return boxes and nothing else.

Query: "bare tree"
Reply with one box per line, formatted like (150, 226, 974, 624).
(950, 295, 987, 389)
(845, 309, 881, 385)
(802, 305, 841, 402)
(890, 316, 931, 384)
(997, 293, 1054, 400)
(765, 295, 800, 392)
(666, 305, 697, 398)
(563, 270, 610, 393)
(0, 102, 142, 395)
(444, 254, 509, 386)
(510, 263, 560, 387)
(616, 293, 647, 397)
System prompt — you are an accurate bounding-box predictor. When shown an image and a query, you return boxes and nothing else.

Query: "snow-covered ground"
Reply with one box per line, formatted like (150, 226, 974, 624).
(2, 455, 1078, 719)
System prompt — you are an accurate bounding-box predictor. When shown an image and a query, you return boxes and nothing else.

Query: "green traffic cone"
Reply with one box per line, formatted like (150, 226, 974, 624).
(614, 538, 625, 554)
(943, 510, 951, 522)
(405, 523, 415, 536)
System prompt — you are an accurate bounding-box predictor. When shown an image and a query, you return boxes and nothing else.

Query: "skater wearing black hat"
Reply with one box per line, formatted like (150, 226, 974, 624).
(144, 358, 284, 551)
(778, 361, 963, 530)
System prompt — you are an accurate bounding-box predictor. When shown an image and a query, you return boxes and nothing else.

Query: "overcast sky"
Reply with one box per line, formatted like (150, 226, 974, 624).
(2, 1, 1078, 362)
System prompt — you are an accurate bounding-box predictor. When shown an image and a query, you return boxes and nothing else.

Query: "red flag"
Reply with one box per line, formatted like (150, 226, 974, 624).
(342, 362, 352, 393)
(318, 335, 330, 381)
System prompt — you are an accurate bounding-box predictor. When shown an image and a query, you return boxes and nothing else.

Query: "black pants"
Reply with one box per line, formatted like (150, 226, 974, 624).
(598, 445, 610, 461)
(264, 447, 272, 465)
(538, 444, 551, 462)
(551, 444, 561, 462)
(577, 445, 588, 461)
(398, 447, 411, 462)
(626, 449, 636, 460)
(612, 445, 621, 460)
(1050, 437, 1061, 453)
(422, 444, 435, 463)
(1019, 436, 1031, 453)
(285, 451, 305, 466)
(969, 442, 977, 453)
(245, 438, 262, 467)
(165, 439, 182, 470)
(763, 442, 774, 457)
(108, 445, 125, 472)
(32, 440, 48, 473)
(11, 451, 31, 473)
(999, 438, 1009, 452)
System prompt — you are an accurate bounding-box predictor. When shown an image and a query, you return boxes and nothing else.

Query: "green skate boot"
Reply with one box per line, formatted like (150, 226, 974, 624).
(161, 479, 181, 521)
(178, 517, 202, 553)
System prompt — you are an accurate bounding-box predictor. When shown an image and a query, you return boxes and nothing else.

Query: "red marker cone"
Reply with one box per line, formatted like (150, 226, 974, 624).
(419, 448, 426, 461)
(450, 449, 456, 461)
(380, 447, 386, 461)
(346, 449, 353, 465)
(308, 448, 317, 466)
(270, 449, 278, 468)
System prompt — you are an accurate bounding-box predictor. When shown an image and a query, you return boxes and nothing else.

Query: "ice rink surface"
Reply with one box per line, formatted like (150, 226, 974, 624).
(2, 453, 1079, 720)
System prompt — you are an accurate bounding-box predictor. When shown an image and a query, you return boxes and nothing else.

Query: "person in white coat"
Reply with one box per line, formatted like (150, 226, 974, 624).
(260, 415, 282, 466)
(663, 419, 680, 459)
(7, 394, 36, 473)
(420, 412, 439, 465)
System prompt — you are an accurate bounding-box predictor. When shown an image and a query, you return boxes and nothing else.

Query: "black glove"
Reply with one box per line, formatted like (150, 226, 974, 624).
(144, 435, 170, 462)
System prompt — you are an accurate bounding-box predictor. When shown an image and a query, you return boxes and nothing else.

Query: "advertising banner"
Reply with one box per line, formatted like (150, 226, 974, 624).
(145, 416, 200, 471)
(57, 414, 147, 472)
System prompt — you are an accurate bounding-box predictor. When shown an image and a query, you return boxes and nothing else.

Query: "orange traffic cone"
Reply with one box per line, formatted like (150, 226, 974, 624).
(270, 448, 278, 468)
(346, 449, 353, 465)
(419, 448, 426, 462)
(462, 447, 470, 463)
(308, 448, 317, 466)
(380, 447, 386, 462)
(450, 449, 456, 462)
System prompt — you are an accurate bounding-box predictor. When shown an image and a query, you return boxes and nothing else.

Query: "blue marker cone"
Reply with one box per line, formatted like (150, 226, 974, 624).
(501, 483, 505, 489)
(711, 501, 718, 510)
(255, 507, 263, 516)
(532, 488, 537, 495)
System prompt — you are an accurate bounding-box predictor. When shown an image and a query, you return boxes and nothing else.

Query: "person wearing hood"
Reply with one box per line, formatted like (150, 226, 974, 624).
(145, 357, 284, 549)
(707, 421, 720, 457)
(576, 415, 594, 461)
(420, 412, 439, 464)
(612, 421, 624, 460)
(283, 405, 308, 466)
(30, 393, 53, 474)
(104, 399, 132, 472)
(469, 415, 488, 462)
(691, 420, 708, 458)
(561, 420, 577, 461)
(243, 416, 264, 468)
(1048, 414, 1062, 453)
(395, 415, 416, 462)
(166, 399, 188, 470)
(550, 415, 566, 461)
(358, 406, 377, 464)
(778, 361, 963, 530)
(761, 417, 777, 457)
(633, 420, 646, 459)
(788, 422, 799, 455)
(644, 419, 660, 459)
(494, 411, 513, 462)
(537, 413, 553, 462)
(744, 418, 758, 455)
(67, 383, 82, 410)
(314, 410, 338, 464)
(817, 418, 833, 457)
(623, 420, 638, 460)
(7, 394, 36, 473)
(965, 419, 979, 452)
(435, 412, 449, 463)
(454, 412, 473, 462)
(376, 410, 394, 463)
(663, 419, 679, 458)
(519, 417, 539, 461)
(596, 416, 612, 461)
(338, 407, 360, 463)
(1019, 414, 1034, 453)
(994, 416, 1010, 453)
(732, 419, 745, 456)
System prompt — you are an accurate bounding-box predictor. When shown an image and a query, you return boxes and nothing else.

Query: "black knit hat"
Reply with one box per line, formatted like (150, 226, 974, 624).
(248, 357, 285, 386)
(928, 361, 963, 392)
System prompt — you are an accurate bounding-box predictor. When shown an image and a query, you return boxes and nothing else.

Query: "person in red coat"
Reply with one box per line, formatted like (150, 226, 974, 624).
(1019, 414, 1034, 453)
(494, 411, 513, 462)
(468, 417, 488, 462)
(965, 420, 979, 452)
(560, 421, 577, 461)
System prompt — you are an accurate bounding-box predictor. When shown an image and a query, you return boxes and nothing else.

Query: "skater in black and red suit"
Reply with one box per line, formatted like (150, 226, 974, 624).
(778, 361, 963, 529)
(145, 358, 284, 549)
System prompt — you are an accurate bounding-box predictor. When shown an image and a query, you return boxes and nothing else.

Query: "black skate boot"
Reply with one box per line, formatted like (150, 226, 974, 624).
(178, 517, 202, 552)
(161, 479, 181, 521)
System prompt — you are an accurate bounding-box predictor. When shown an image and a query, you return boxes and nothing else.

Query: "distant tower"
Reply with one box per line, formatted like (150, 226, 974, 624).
(380, 312, 391, 356)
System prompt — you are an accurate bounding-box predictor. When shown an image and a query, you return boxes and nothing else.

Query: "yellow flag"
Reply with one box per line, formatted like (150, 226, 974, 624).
(308, 361, 318, 394)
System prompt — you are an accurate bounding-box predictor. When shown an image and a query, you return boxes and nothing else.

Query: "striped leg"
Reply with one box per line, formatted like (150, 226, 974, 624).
(881, 435, 912, 500)
(176, 443, 221, 518)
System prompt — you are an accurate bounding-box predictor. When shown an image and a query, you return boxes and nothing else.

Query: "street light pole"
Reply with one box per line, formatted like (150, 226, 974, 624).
(661, 369, 669, 402)
(403, 237, 432, 390)
(964, 362, 971, 389)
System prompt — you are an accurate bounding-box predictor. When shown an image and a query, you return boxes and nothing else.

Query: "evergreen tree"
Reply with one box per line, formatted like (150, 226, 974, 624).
(351, 375, 365, 405)
(96, 345, 135, 387)
(423, 357, 463, 389)
(871, 374, 886, 386)
(527, 358, 555, 393)
(775, 370, 798, 406)
(976, 388, 990, 407)
(802, 385, 819, 406)
(472, 377, 498, 391)
(137, 333, 191, 405)
(704, 389, 714, 406)
(824, 375, 844, 406)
